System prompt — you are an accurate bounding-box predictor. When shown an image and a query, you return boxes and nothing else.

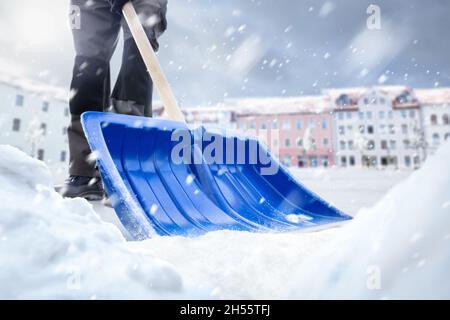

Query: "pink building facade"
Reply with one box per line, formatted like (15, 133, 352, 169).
(228, 97, 336, 168)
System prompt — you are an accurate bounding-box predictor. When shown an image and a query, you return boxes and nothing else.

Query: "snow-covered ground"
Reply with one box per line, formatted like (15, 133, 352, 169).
(0, 143, 449, 299)
(291, 167, 411, 216)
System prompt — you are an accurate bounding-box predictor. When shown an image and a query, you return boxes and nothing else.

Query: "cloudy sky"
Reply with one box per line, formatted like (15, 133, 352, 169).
(0, 0, 449, 106)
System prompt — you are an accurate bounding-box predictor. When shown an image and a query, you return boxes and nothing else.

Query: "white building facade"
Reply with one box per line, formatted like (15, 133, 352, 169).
(329, 86, 425, 169)
(416, 88, 450, 156)
(1, 71, 449, 172)
(0, 73, 70, 171)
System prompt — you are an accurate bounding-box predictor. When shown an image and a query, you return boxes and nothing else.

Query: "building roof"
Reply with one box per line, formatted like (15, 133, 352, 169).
(415, 88, 450, 105)
(0, 72, 69, 103)
(182, 105, 234, 123)
(224, 96, 332, 116)
(325, 85, 421, 110)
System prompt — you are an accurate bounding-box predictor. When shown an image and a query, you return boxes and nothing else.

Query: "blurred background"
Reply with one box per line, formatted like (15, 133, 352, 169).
(0, 0, 449, 213)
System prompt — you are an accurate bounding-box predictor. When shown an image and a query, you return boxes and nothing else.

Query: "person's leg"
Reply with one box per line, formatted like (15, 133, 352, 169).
(64, 0, 121, 199)
(109, 0, 168, 117)
(68, 0, 121, 178)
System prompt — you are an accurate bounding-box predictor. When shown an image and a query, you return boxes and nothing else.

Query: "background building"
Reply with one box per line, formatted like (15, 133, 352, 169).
(0, 72, 70, 171)
(416, 88, 450, 156)
(182, 106, 236, 129)
(1, 71, 449, 171)
(224, 96, 336, 168)
(328, 86, 424, 169)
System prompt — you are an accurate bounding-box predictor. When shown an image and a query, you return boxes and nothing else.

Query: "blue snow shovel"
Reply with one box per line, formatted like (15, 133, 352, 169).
(81, 2, 352, 240)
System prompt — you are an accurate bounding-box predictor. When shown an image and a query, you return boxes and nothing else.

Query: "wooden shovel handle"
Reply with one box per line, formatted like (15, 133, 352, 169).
(122, 2, 185, 122)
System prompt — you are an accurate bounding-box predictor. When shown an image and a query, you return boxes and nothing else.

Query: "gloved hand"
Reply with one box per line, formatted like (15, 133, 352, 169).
(109, 0, 129, 15)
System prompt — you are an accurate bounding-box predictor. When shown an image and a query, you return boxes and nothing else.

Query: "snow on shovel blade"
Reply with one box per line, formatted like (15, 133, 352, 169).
(81, 112, 352, 240)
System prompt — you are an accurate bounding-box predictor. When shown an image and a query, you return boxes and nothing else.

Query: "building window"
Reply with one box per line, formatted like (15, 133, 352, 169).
(379, 124, 386, 134)
(323, 138, 329, 146)
(381, 140, 388, 150)
(322, 120, 328, 129)
(358, 112, 364, 120)
(367, 140, 375, 150)
(401, 124, 408, 135)
(359, 125, 365, 133)
(445, 133, 450, 141)
(261, 122, 267, 130)
(389, 125, 395, 134)
(443, 114, 449, 125)
(362, 155, 377, 167)
(64, 108, 70, 117)
(298, 156, 305, 168)
(282, 156, 292, 166)
(379, 111, 385, 119)
(346, 112, 352, 119)
(336, 94, 351, 107)
(409, 110, 415, 118)
(432, 133, 440, 146)
(338, 112, 344, 120)
(240, 122, 247, 130)
(282, 120, 291, 130)
(249, 121, 256, 129)
(367, 125, 374, 134)
(404, 156, 411, 167)
(37, 149, 45, 161)
(60, 151, 67, 162)
(296, 138, 303, 147)
(338, 126, 345, 135)
(366, 111, 372, 119)
(396, 91, 415, 104)
(388, 111, 393, 119)
(372, 156, 378, 167)
(272, 139, 278, 147)
(16, 94, 24, 106)
(431, 114, 438, 125)
(296, 120, 302, 130)
(320, 156, 328, 167)
(401, 110, 407, 118)
(413, 156, 420, 167)
(272, 119, 278, 129)
(390, 140, 396, 150)
(309, 156, 318, 168)
(285, 138, 291, 147)
(40, 123, 47, 136)
(347, 125, 353, 132)
(42, 101, 49, 112)
(12, 118, 21, 132)
(348, 140, 354, 150)
(403, 139, 410, 149)
(340, 141, 346, 150)
(308, 120, 316, 129)
(349, 156, 355, 166)
(340, 156, 347, 167)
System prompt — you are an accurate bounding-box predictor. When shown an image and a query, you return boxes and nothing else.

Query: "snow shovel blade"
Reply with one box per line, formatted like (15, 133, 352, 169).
(81, 112, 352, 240)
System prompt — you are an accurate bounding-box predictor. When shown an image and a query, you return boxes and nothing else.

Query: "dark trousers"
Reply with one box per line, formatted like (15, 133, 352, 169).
(68, 0, 167, 177)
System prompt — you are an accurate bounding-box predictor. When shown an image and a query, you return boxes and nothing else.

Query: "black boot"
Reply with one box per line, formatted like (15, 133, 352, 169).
(59, 176, 104, 201)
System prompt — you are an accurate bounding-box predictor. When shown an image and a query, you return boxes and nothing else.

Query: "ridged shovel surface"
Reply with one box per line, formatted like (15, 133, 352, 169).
(82, 112, 351, 240)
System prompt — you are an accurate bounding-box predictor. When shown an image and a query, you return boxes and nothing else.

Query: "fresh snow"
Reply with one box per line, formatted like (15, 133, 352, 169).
(0, 143, 449, 299)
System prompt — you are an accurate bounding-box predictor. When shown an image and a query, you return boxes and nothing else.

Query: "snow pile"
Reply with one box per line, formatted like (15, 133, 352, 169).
(0, 145, 204, 299)
(288, 142, 450, 299)
(0, 142, 449, 299)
